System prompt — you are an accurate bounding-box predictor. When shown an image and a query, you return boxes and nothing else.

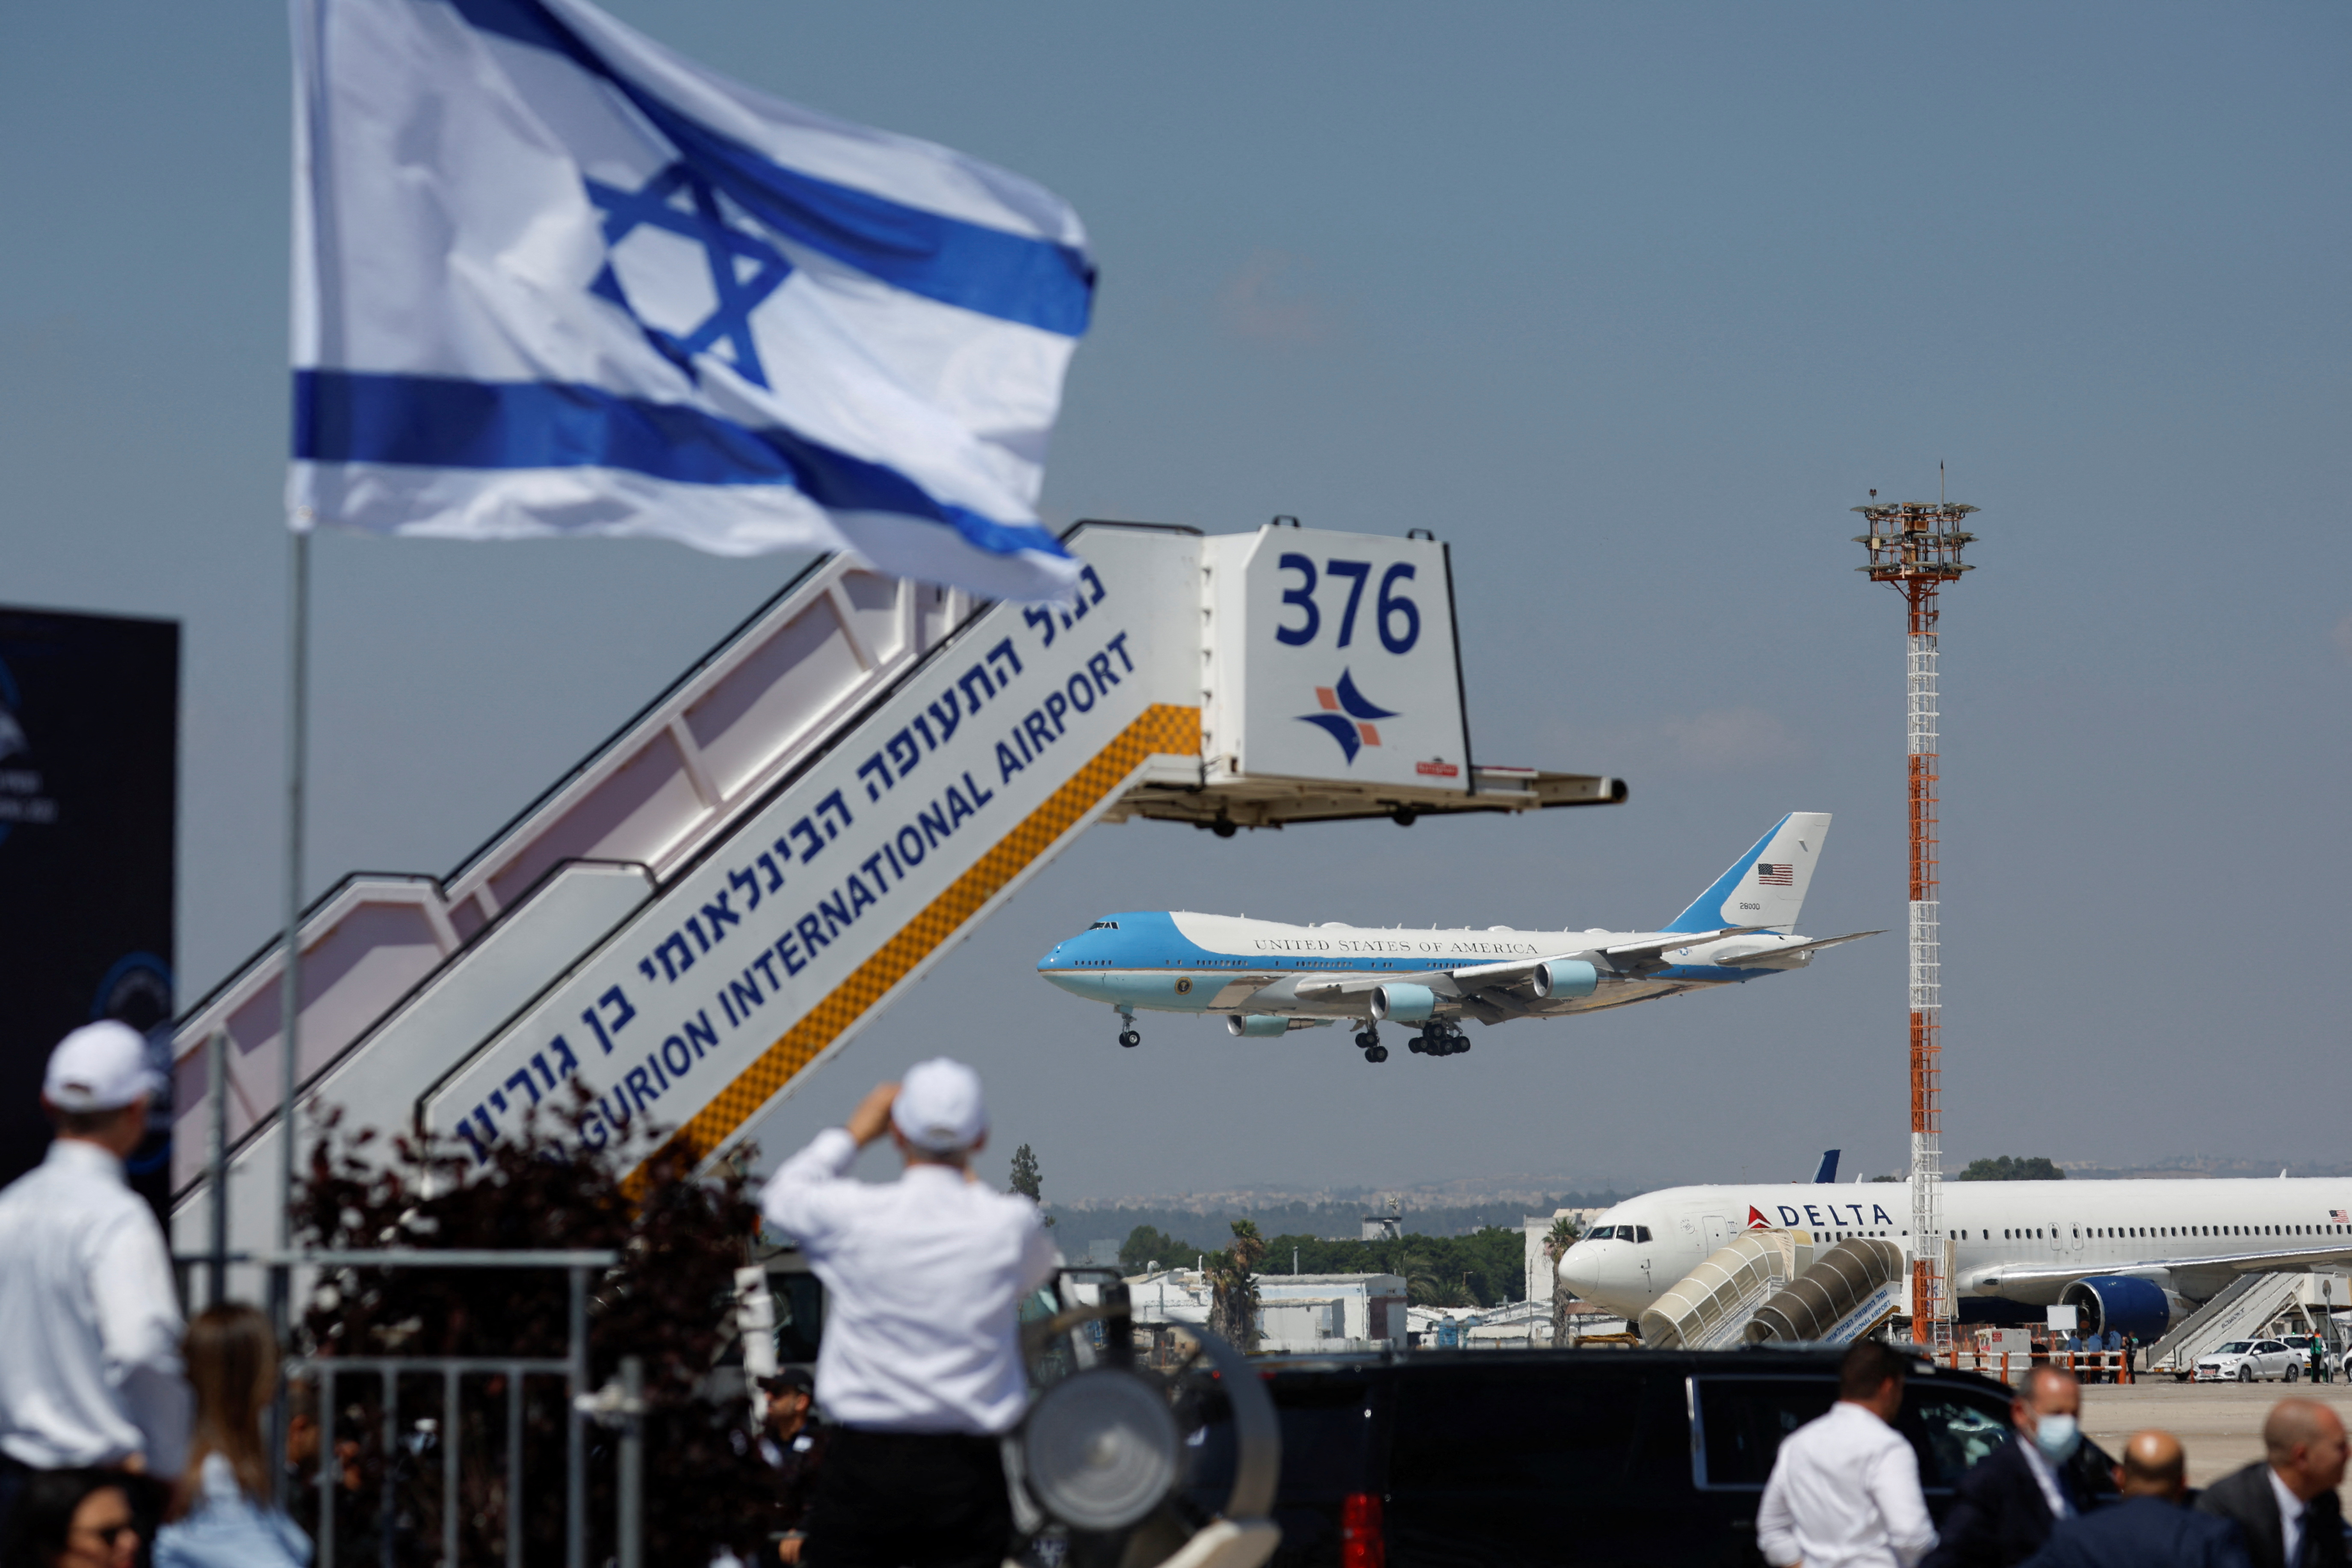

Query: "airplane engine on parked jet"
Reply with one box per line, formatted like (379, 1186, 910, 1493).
(1369, 983, 1436, 1023)
(1531, 959, 1599, 1000)
(2060, 1276, 2172, 1341)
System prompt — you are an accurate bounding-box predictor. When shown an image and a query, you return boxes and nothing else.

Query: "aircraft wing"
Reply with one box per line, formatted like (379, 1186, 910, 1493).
(1707, 930, 1885, 970)
(1440, 927, 1774, 991)
(1581, 926, 1770, 977)
(1963, 1240, 2352, 1295)
(1292, 977, 1386, 1001)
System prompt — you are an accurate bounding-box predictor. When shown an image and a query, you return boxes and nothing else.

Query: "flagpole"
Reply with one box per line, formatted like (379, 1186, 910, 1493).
(274, 527, 310, 1318)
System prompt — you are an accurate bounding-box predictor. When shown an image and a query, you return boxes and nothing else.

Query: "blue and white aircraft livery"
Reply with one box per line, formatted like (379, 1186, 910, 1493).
(1037, 812, 1876, 1061)
(1562, 1177, 2352, 1341)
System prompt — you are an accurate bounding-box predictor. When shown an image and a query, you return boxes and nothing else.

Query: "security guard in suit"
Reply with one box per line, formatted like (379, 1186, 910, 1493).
(2196, 1400, 2348, 1568)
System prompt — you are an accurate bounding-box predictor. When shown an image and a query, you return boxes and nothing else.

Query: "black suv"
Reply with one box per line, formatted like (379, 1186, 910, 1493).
(1180, 1346, 2100, 1568)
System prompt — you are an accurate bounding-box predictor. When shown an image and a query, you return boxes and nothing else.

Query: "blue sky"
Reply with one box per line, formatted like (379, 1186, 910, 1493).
(3, 2, 2346, 1198)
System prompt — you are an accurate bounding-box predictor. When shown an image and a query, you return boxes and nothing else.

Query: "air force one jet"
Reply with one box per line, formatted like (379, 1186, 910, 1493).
(1036, 812, 1876, 1063)
(1561, 1178, 2352, 1341)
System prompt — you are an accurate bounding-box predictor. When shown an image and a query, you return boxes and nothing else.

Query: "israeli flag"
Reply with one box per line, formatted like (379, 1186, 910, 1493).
(289, 0, 1094, 601)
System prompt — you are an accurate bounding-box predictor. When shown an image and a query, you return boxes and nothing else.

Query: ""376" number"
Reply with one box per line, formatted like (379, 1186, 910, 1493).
(1274, 555, 1420, 654)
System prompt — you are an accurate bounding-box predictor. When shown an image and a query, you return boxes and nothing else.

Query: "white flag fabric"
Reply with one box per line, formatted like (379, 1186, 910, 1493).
(289, 0, 1093, 601)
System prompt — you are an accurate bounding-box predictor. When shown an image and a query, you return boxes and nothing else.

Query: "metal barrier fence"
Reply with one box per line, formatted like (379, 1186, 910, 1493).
(180, 1250, 641, 1568)
(1933, 1347, 2135, 1384)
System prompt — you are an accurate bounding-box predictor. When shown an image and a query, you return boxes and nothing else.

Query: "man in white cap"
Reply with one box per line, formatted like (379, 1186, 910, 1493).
(761, 1059, 1058, 1568)
(0, 1022, 191, 1534)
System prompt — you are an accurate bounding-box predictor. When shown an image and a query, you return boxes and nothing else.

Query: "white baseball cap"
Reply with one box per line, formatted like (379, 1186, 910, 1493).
(44, 1021, 165, 1113)
(891, 1058, 987, 1154)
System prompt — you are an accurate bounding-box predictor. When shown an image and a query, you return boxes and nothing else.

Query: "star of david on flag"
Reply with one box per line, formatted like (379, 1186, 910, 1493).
(288, 0, 1095, 601)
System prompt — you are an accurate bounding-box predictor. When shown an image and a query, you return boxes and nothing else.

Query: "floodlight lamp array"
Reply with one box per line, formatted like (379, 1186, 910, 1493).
(1850, 502, 1979, 585)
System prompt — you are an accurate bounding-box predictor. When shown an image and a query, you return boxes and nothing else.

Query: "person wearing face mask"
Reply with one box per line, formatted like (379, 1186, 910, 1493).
(1926, 1367, 2119, 1568)
(2019, 1430, 2250, 1568)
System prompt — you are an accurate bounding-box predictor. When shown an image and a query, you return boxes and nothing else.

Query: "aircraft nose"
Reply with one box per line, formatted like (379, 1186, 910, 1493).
(1558, 1241, 1605, 1302)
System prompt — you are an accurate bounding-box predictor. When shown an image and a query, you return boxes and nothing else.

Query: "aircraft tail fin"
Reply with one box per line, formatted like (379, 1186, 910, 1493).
(1662, 812, 1832, 935)
(1813, 1150, 1840, 1184)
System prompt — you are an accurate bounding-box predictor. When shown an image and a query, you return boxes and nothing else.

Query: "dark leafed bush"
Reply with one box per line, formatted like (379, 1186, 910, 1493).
(1955, 1155, 2067, 1182)
(294, 1091, 777, 1565)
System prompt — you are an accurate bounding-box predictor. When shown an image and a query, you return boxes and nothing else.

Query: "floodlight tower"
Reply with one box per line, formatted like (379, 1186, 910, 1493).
(1853, 491, 1977, 1342)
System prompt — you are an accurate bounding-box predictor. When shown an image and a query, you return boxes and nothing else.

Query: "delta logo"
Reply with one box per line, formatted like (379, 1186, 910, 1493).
(1297, 670, 1396, 765)
(1746, 1206, 1773, 1229)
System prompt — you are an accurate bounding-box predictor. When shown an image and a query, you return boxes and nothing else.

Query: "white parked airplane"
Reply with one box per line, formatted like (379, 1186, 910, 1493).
(1561, 1176, 2352, 1341)
(1036, 812, 1876, 1062)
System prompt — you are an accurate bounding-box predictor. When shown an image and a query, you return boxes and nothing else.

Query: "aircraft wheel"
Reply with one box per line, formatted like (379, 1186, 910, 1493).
(1118, 1030, 1140, 1049)
(1354, 1031, 1378, 1049)
(1454, 1035, 1472, 1054)
(1367, 1046, 1389, 1063)
(1407, 1036, 1426, 1054)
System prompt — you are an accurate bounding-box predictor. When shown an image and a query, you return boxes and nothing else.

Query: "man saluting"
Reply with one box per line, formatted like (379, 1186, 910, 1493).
(761, 1060, 1059, 1568)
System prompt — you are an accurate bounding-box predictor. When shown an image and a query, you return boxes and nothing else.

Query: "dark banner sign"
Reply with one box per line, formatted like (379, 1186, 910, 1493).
(0, 607, 178, 1217)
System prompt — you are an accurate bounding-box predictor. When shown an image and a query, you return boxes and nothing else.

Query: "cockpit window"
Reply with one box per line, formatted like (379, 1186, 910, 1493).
(1635, 1226, 1653, 1243)
(1087, 920, 1120, 931)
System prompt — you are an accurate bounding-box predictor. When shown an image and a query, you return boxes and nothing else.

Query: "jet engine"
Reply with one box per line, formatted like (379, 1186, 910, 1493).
(2059, 1276, 2172, 1341)
(1531, 959, 1599, 1000)
(1225, 1015, 1291, 1037)
(1369, 983, 1436, 1023)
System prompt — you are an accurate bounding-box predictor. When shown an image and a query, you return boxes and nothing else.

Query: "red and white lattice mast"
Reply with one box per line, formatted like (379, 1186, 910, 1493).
(1854, 489, 1977, 1341)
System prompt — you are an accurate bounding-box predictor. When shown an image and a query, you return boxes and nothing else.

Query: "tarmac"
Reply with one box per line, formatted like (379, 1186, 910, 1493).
(2080, 1379, 2352, 1485)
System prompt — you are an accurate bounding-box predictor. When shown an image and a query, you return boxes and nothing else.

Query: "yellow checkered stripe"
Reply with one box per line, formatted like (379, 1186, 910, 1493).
(646, 703, 1201, 1181)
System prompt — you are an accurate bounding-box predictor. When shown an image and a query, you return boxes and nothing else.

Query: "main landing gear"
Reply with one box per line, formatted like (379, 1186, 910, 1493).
(1353, 1025, 1389, 1065)
(1116, 1005, 1140, 1049)
(1408, 1021, 1471, 1058)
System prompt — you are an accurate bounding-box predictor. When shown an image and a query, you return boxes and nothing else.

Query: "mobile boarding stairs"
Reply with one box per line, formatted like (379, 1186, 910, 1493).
(169, 520, 1625, 1287)
(2144, 1272, 2349, 1379)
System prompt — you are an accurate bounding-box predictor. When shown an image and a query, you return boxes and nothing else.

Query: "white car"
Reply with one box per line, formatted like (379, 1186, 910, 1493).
(2277, 1334, 2347, 1382)
(2193, 1338, 2302, 1383)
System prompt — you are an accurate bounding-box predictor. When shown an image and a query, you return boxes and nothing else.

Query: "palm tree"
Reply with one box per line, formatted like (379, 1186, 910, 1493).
(1400, 1246, 1466, 1308)
(1542, 1216, 1582, 1345)
(1207, 1220, 1268, 1349)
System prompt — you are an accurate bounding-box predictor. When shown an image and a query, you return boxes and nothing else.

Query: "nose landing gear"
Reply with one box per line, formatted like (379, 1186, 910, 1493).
(1116, 1005, 1140, 1049)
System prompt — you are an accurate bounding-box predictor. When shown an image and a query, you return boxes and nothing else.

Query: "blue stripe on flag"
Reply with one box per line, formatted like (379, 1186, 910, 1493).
(294, 370, 1070, 560)
(443, 0, 1093, 337)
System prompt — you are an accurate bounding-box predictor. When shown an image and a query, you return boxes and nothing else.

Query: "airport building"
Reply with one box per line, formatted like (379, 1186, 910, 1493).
(1124, 1267, 1407, 1353)
(1256, 1275, 1407, 1352)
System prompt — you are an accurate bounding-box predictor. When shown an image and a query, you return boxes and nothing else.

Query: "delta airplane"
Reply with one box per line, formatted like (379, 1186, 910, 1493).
(1036, 812, 1876, 1063)
(1561, 1174, 2352, 1341)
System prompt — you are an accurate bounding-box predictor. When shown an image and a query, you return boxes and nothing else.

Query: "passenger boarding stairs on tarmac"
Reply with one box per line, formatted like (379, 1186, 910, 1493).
(2144, 1273, 2323, 1378)
(1640, 1231, 1905, 1350)
(169, 521, 1625, 1291)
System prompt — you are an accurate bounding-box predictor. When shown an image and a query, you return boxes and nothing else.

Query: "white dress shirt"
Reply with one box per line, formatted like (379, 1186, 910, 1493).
(2268, 1466, 2308, 1568)
(0, 1139, 191, 1471)
(2019, 1436, 2072, 1521)
(761, 1128, 1059, 1435)
(1757, 1400, 1938, 1568)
